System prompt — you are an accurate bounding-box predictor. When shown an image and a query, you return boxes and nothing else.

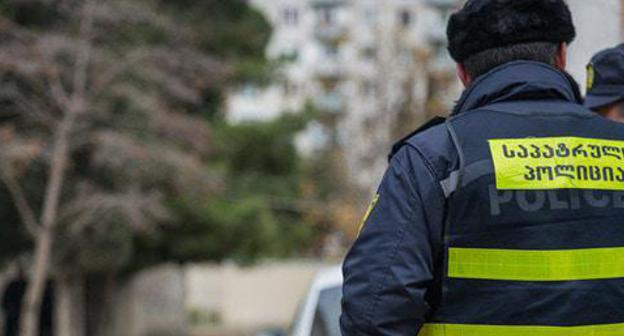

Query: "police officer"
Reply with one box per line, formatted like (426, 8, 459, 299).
(585, 44, 624, 122)
(341, 0, 624, 335)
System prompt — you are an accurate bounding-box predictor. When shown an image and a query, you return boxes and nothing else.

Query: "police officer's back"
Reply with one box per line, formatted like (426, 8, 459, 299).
(341, 0, 624, 335)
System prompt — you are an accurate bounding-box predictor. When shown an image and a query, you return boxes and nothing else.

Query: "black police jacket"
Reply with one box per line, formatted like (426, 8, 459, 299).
(341, 61, 624, 335)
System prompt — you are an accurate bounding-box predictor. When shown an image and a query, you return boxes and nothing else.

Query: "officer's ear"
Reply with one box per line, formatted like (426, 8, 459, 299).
(554, 42, 567, 71)
(457, 63, 472, 87)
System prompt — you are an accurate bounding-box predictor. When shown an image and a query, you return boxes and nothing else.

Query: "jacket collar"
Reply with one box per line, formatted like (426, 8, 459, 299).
(452, 61, 583, 116)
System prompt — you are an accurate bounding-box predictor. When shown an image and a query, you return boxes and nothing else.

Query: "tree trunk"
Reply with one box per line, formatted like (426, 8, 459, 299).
(56, 273, 85, 336)
(19, 111, 77, 336)
(91, 273, 117, 336)
(19, 227, 54, 336)
(16, 1, 93, 335)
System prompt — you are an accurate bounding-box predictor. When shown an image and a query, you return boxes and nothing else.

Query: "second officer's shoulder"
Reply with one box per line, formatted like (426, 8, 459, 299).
(388, 116, 456, 181)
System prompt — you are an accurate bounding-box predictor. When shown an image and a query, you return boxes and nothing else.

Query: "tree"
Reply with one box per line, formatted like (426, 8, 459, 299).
(0, 0, 332, 334)
(0, 0, 231, 334)
(130, 113, 327, 267)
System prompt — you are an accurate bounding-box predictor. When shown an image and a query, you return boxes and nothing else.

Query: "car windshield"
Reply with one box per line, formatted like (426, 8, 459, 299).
(310, 285, 342, 336)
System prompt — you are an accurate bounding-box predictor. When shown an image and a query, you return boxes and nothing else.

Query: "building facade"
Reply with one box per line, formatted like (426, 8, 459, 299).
(227, 0, 460, 189)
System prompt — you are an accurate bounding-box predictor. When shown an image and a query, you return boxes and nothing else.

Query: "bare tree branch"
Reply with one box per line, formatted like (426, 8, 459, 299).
(72, 0, 97, 103)
(0, 164, 40, 237)
(91, 48, 152, 94)
(47, 68, 71, 110)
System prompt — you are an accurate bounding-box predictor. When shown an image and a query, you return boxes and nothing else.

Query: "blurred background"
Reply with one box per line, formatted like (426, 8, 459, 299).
(0, 0, 621, 335)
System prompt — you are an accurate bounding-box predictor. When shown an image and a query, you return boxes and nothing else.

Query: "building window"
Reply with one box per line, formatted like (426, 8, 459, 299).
(399, 9, 413, 27)
(241, 85, 260, 99)
(398, 47, 412, 65)
(283, 7, 299, 26)
(319, 7, 335, 25)
(361, 46, 377, 60)
(283, 81, 299, 96)
(279, 47, 299, 62)
(361, 80, 377, 96)
(364, 7, 377, 24)
(324, 44, 339, 58)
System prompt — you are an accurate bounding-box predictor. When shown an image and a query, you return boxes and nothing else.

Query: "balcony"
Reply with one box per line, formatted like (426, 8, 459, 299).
(315, 58, 346, 79)
(424, 0, 460, 10)
(313, 92, 345, 114)
(311, 0, 347, 42)
(427, 20, 447, 45)
(429, 51, 456, 75)
(315, 25, 348, 42)
(309, 0, 347, 7)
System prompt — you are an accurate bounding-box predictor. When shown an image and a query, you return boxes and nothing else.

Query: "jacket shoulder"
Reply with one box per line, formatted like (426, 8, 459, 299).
(389, 116, 458, 182)
(388, 117, 446, 162)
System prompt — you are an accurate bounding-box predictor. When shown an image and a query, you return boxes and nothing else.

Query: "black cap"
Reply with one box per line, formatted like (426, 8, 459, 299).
(585, 44, 624, 110)
(447, 0, 576, 63)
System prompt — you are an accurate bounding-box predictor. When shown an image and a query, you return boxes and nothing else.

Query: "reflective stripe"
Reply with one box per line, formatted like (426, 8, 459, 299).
(439, 160, 494, 197)
(440, 171, 459, 198)
(419, 322, 624, 336)
(448, 247, 624, 281)
(489, 137, 624, 191)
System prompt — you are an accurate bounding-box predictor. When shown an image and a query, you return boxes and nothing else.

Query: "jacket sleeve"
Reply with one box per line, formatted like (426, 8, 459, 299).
(340, 145, 446, 336)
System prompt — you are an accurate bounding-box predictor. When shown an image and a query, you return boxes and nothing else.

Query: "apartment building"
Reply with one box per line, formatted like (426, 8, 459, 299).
(226, 0, 459, 189)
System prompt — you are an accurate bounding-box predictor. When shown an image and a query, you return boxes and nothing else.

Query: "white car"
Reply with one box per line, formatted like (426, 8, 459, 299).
(290, 265, 343, 336)
(257, 265, 343, 336)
